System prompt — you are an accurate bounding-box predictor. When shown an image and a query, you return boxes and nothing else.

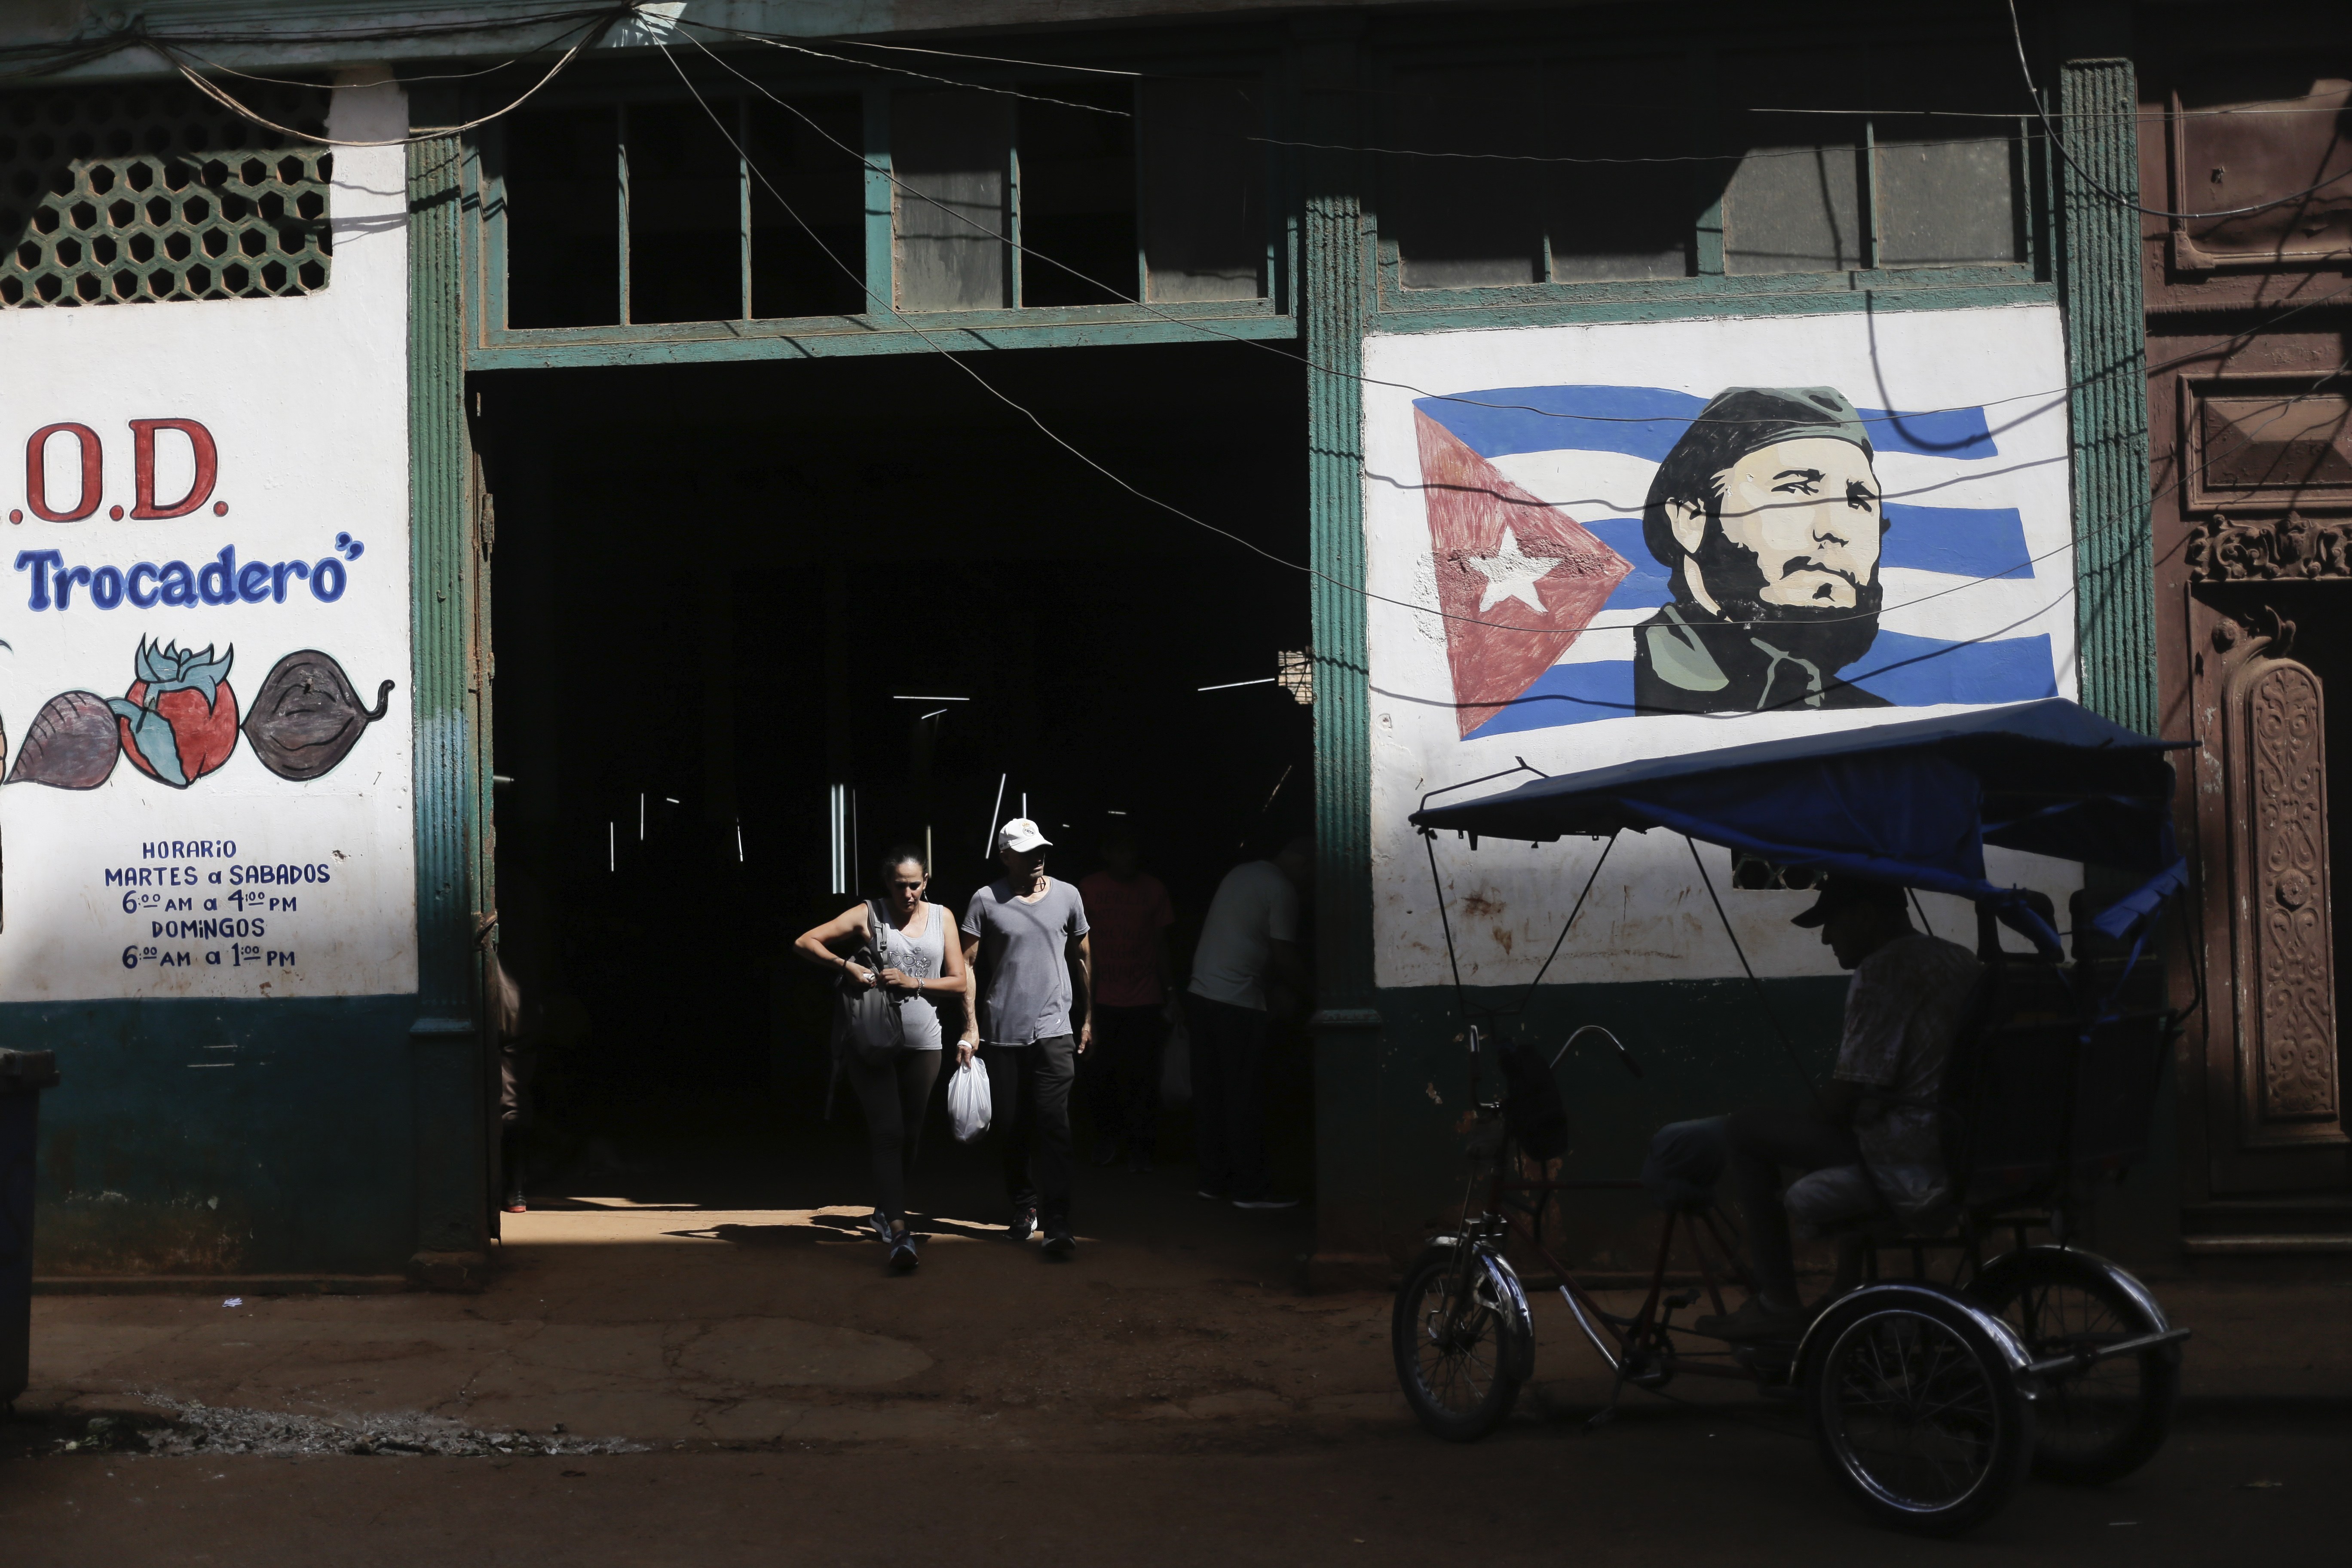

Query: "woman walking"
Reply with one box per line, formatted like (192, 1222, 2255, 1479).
(794, 845, 975, 1271)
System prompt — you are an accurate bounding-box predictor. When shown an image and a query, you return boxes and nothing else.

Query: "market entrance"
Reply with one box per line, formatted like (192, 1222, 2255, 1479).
(472, 341, 1312, 1212)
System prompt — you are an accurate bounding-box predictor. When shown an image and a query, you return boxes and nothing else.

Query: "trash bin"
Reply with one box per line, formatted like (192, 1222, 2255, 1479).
(1, 1048, 58, 1412)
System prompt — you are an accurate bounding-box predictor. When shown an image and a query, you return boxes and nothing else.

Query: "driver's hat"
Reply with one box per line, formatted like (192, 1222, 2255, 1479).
(1791, 875, 1907, 928)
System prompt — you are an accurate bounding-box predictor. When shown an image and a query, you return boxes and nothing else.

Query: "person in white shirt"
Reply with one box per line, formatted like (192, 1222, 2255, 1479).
(1185, 836, 1310, 1208)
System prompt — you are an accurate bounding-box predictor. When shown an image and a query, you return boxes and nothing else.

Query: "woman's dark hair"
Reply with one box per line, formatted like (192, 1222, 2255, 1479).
(878, 842, 929, 883)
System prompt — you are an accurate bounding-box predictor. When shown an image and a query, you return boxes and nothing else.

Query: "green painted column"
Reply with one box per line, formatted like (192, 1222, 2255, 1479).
(2057, 52, 2156, 735)
(407, 124, 488, 1279)
(1294, 21, 1390, 1270)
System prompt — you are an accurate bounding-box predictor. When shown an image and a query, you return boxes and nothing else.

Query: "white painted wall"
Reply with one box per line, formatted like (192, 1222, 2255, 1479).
(1362, 305, 2083, 990)
(0, 77, 415, 1000)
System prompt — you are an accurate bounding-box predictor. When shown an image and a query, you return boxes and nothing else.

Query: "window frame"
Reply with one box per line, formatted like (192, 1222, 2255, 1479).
(460, 51, 1293, 369)
(1366, 34, 2055, 332)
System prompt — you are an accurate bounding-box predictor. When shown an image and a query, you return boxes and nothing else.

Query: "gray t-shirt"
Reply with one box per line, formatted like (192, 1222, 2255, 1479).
(961, 877, 1090, 1045)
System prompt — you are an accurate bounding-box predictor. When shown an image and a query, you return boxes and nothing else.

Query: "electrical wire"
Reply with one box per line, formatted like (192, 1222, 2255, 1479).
(809, 36, 1141, 78)
(128, 23, 2352, 689)
(154, 8, 626, 147)
(677, 24, 2106, 444)
(1246, 130, 2040, 167)
(647, 34, 2346, 732)
(2007, 0, 2352, 223)
(724, 30, 1130, 115)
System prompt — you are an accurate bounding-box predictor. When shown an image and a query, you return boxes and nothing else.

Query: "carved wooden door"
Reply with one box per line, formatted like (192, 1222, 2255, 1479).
(2195, 605, 2350, 1193)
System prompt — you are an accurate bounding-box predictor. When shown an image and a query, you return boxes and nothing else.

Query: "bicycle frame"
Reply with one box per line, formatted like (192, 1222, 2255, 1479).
(1462, 1103, 1773, 1392)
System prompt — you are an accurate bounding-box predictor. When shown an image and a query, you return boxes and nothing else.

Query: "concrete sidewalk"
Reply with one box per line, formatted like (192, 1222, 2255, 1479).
(16, 1184, 2352, 1455)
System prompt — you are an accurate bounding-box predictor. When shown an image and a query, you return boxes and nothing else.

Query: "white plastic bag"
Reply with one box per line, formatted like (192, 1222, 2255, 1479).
(947, 1057, 992, 1143)
(1158, 1019, 1192, 1109)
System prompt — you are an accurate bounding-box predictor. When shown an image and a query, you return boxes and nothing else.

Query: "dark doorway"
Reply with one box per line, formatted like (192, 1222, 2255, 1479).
(474, 342, 1312, 1204)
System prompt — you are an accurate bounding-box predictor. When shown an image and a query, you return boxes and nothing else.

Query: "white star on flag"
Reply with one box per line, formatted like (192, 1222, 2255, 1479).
(1465, 526, 1553, 614)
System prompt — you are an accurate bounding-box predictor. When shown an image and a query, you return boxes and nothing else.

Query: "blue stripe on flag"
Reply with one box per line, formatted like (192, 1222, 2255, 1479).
(1415, 385, 1997, 462)
(1580, 509, 2032, 613)
(1844, 632, 2057, 707)
(1459, 631, 2057, 739)
(1582, 518, 1672, 609)
(1464, 661, 1637, 739)
(1880, 505, 2033, 579)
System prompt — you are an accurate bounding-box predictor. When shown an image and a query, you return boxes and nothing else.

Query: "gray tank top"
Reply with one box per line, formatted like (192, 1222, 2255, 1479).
(870, 900, 946, 1051)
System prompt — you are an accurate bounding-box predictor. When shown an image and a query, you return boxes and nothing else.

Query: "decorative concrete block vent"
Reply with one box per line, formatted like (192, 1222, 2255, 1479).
(0, 79, 332, 308)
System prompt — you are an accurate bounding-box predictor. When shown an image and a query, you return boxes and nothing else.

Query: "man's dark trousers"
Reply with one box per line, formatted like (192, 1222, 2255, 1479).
(987, 1034, 1076, 1224)
(1186, 994, 1270, 1200)
(1725, 1104, 1860, 1304)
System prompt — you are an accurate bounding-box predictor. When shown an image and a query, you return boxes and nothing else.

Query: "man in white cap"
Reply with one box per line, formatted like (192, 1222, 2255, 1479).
(962, 818, 1093, 1256)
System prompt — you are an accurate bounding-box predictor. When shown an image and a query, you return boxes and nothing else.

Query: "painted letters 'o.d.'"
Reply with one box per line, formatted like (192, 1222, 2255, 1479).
(26, 423, 103, 522)
(129, 419, 219, 520)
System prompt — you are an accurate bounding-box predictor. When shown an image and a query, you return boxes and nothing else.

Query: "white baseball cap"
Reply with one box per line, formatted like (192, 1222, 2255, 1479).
(996, 818, 1052, 854)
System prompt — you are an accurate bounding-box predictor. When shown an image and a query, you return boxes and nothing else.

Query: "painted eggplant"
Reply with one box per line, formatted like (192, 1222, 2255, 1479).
(241, 650, 395, 781)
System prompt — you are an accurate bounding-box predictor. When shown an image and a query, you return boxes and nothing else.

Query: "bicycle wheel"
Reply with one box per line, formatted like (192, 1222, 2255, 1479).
(1971, 1247, 2178, 1485)
(1391, 1245, 1527, 1441)
(1807, 1289, 2034, 1536)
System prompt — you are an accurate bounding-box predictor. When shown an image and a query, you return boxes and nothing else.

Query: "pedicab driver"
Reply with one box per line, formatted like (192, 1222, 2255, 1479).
(1693, 875, 1979, 1343)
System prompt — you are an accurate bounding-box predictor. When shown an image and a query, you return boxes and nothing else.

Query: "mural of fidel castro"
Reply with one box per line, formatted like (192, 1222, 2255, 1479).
(1635, 386, 1893, 715)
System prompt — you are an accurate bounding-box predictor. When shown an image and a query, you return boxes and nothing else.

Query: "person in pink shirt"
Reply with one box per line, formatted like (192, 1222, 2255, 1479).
(1078, 824, 1176, 1172)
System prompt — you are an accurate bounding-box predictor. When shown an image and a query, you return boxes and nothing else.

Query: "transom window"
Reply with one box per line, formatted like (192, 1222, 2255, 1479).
(493, 74, 1268, 330)
(1384, 42, 2034, 291)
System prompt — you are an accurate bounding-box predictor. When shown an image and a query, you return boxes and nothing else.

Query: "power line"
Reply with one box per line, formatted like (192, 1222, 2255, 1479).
(153, 7, 626, 148)
(2007, 0, 2352, 223)
(149, 24, 2352, 693)
(728, 30, 1130, 115)
(653, 31, 2334, 694)
(678, 22, 2112, 442)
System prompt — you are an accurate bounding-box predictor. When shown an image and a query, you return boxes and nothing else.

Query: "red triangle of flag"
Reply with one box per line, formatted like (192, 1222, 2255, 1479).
(1416, 411, 1631, 737)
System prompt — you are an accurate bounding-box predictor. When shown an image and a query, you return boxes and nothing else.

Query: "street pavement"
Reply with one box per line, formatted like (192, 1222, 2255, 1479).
(6, 1140, 2349, 1563)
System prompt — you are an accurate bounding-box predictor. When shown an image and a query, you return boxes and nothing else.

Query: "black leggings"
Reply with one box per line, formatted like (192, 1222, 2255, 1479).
(845, 1048, 943, 1223)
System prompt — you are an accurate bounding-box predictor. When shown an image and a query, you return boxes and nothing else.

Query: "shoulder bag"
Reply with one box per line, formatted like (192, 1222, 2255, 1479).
(836, 899, 909, 1066)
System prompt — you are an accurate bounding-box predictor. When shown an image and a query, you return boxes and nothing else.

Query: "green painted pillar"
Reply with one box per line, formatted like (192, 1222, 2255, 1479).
(1295, 20, 1389, 1272)
(407, 123, 488, 1281)
(2056, 46, 2155, 735)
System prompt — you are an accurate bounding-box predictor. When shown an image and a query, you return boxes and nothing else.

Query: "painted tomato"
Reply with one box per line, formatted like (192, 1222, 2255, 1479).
(108, 639, 239, 789)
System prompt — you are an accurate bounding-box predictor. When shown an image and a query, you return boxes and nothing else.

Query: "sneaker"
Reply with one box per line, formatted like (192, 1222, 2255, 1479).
(1090, 1142, 1123, 1168)
(1196, 1187, 1228, 1202)
(887, 1230, 920, 1272)
(1232, 1195, 1300, 1210)
(502, 1195, 527, 1215)
(1008, 1206, 1039, 1242)
(868, 1209, 893, 1245)
(1126, 1147, 1153, 1174)
(1039, 1225, 1076, 1258)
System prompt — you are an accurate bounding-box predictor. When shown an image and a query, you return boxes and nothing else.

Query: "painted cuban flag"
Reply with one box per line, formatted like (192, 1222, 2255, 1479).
(1412, 383, 2058, 739)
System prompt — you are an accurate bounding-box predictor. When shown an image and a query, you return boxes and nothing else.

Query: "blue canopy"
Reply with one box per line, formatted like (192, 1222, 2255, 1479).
(1410, 700, 2189, 952)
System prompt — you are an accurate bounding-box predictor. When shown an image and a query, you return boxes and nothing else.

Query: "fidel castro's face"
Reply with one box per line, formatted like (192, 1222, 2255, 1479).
(1669, 436, 1885, 615)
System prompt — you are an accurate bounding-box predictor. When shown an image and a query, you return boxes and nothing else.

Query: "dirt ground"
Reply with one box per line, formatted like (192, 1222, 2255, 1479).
(8, 1136, 2351, 1563)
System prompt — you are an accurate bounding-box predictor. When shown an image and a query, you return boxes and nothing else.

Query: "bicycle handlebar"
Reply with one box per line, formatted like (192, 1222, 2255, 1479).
(1553, 1024, 1643, 1079)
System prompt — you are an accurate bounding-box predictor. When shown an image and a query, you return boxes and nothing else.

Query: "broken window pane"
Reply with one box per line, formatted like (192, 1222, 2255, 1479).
(1142, 77, 1265, 302)
(625, 101, 743, 324)
(1018, 83, 1136, 307)
(746, 93, 866, 318)
(893, 89, 1010, 312)
(502, 106, 619, 327)
(1390, 64, 1545, 289)
(1544, 57, 1691, 282)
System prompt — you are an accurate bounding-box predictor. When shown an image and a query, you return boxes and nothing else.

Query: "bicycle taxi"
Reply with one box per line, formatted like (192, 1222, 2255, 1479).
(1393, 698, 2193, 1535)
